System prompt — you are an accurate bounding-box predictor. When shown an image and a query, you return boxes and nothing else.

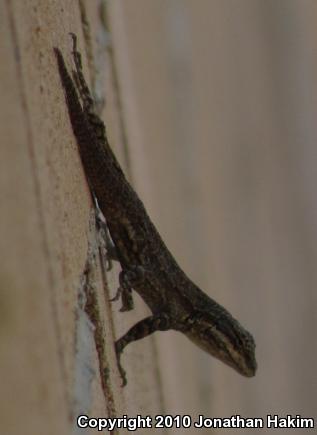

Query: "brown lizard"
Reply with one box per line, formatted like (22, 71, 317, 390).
(54, 34, 257, 386)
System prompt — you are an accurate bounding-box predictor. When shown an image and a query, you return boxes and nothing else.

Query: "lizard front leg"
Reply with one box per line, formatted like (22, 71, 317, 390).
(115, 313, 171, 386)
(110, 269, 134, 312)
(110, 265, 147, 312)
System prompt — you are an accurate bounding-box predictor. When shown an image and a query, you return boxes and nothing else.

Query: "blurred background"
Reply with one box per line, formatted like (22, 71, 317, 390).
(109, 0, 317, 431)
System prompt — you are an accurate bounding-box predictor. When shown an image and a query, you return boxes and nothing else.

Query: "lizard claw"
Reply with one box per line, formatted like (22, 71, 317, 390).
(110, 282, 134, 312)
(115, 340, 127, 387)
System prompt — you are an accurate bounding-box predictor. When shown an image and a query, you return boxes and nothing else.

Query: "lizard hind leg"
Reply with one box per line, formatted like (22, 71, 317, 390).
(69, 33, 106, 141)
(69, 33, 94, 111)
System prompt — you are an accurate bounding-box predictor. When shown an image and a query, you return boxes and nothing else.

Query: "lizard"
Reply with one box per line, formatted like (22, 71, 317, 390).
(54, 34, 257, 386)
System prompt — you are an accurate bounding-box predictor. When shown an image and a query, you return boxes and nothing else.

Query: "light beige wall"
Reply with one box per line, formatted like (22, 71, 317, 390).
(1, 1, 316, 434)
(109, 0, 317, 432)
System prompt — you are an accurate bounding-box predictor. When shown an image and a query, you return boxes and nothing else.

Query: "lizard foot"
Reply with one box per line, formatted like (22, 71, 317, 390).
(110, 281, 134, 312)
(110, 266, 146, 312)
(114, 342, 127, 387)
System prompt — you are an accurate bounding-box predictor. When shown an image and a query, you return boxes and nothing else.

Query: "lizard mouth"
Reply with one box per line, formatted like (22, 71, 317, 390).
(186, 326, 257, 377)
(233, 354, 257, 377)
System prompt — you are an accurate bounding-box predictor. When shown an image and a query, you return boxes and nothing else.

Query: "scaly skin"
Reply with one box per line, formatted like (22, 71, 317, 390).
(54, 35, 257, 386)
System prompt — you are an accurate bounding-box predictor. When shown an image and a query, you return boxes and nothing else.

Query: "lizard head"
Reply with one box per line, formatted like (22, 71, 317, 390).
(184, 308, 257, 377)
